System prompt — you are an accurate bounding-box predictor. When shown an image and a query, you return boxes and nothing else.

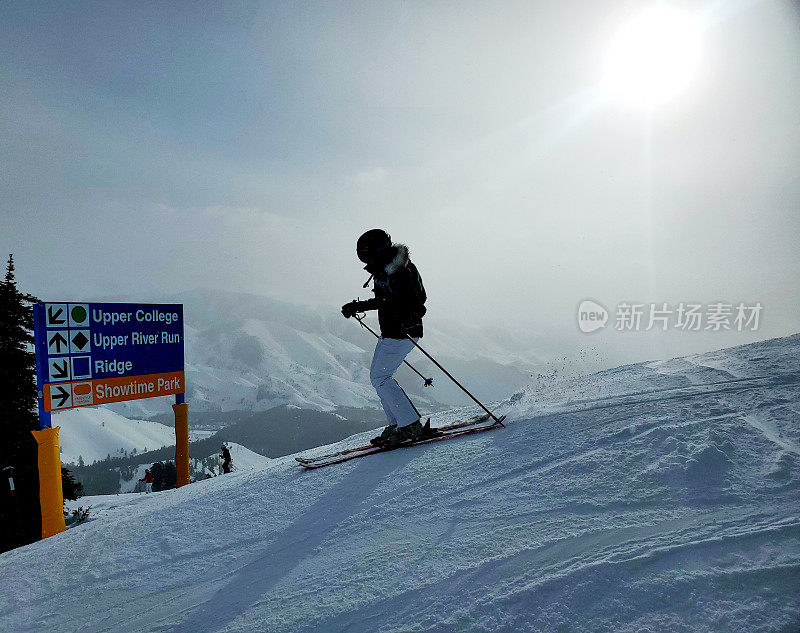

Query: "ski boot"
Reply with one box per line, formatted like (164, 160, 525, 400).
(394, 420, 424, 443)
(370, 424, 397, 447)
(421, 418, 438, 438)
(387, 418, 438, 445)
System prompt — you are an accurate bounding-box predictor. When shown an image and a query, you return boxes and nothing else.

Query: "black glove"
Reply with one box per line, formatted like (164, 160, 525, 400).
(341, 301, 359, 318)
(342, 299, 376, 318)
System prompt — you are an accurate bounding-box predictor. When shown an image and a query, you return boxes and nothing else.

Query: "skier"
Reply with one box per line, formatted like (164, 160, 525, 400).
(139, 468, 153, 494)
(341, 229, 434, 446)
(220, 444, 232, 474)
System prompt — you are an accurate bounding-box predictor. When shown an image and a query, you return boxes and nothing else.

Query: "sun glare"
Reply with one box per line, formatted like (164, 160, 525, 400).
(604, 5, 701, 107)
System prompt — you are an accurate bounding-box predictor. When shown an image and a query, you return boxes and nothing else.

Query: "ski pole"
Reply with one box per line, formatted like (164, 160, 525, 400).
(354, 315, 434, 387)
(402, 333, 506, 428)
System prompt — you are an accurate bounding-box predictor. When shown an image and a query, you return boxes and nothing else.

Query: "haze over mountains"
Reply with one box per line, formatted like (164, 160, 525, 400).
(94, 288, 551, 419)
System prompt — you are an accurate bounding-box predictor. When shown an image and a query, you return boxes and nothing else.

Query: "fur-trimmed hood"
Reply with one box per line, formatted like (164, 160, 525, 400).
(384, 243, 409, 275)
(364, 243, 409, 275)
(360, 241, 426, 338)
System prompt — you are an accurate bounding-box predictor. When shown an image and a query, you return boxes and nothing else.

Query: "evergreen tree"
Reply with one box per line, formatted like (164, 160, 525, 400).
(61, 467, 84, 501)
(151, 461, 165, 491)
(0, 254, 42, 552)
(151, 461, 177, 492)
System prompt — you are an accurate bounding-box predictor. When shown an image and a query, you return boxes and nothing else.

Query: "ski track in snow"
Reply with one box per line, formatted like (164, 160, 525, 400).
(2, 335, 800, 632)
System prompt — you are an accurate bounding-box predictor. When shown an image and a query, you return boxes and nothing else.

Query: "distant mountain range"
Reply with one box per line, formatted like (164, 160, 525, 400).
(98, 288, 547, 418)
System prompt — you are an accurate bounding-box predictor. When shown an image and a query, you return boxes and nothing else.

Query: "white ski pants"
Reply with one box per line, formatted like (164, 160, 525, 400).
(370, 337, 421, 426)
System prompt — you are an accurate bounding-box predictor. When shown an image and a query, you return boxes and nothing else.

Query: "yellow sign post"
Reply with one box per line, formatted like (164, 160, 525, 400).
(31, 427, 66, 538)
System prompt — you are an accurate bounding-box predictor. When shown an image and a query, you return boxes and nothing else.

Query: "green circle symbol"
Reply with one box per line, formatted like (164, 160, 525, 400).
(71, 305, 87, 323)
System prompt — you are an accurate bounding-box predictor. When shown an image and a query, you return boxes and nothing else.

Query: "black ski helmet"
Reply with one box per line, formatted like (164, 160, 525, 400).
(356, 229, 391, 263)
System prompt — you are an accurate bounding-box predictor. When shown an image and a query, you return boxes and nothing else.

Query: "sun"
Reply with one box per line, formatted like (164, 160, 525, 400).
(603, 5, 701, 107)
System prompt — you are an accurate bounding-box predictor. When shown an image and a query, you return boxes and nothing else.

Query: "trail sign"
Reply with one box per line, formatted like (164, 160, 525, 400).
(33, 303, 185, 427)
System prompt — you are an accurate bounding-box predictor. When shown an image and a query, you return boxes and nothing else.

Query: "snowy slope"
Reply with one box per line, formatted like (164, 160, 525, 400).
(505, 331, 800, 420)
(2, 335, 799, 632)
(55, 408, 175, 465)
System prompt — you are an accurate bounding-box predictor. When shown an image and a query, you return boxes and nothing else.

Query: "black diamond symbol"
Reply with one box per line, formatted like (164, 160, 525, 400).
(72, 331, 89, 350)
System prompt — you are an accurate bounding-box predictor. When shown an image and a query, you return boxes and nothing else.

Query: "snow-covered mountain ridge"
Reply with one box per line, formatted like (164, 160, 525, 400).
(55, 408, 174, 465)
(3, 334, 798, 631)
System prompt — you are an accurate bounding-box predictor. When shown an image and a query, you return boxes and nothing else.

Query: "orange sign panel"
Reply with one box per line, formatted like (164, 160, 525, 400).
(43, 371, 185, 412)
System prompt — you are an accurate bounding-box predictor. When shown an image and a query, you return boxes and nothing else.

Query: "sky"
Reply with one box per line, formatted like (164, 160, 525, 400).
(2, 0, 799, 366)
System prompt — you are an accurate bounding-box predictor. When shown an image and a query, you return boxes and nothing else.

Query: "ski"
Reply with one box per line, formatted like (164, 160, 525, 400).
(296, 414, 491, 465)
(296, 414, 505, 469)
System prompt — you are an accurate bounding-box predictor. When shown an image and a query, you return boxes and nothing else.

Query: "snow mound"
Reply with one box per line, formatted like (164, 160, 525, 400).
(190, 442, 272, 480)
(115, 443, 271, 492)
(224, 442, 272, 471)
(2, 335, 799, 632)
(55, 407, 175, 465)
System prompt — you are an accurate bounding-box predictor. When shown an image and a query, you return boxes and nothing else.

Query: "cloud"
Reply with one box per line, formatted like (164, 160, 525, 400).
(352, 168, 388, 185)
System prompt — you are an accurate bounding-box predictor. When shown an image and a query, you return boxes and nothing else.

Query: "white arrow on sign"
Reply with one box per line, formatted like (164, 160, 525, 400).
(47, 330, 70, 355)
(50, 384, 72, 410)
(45, 303, 68, 327)
(48, 358, 71, 383)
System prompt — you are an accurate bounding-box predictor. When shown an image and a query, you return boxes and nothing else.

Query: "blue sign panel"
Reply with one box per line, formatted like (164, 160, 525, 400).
(34, 302, 185, 427)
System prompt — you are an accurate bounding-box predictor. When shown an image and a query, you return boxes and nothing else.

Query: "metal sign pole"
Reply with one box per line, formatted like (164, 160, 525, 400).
(173, 396, 190, 488)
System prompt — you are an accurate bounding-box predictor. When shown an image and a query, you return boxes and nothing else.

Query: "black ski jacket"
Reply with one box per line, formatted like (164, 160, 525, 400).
(359, 244, 426, 339)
